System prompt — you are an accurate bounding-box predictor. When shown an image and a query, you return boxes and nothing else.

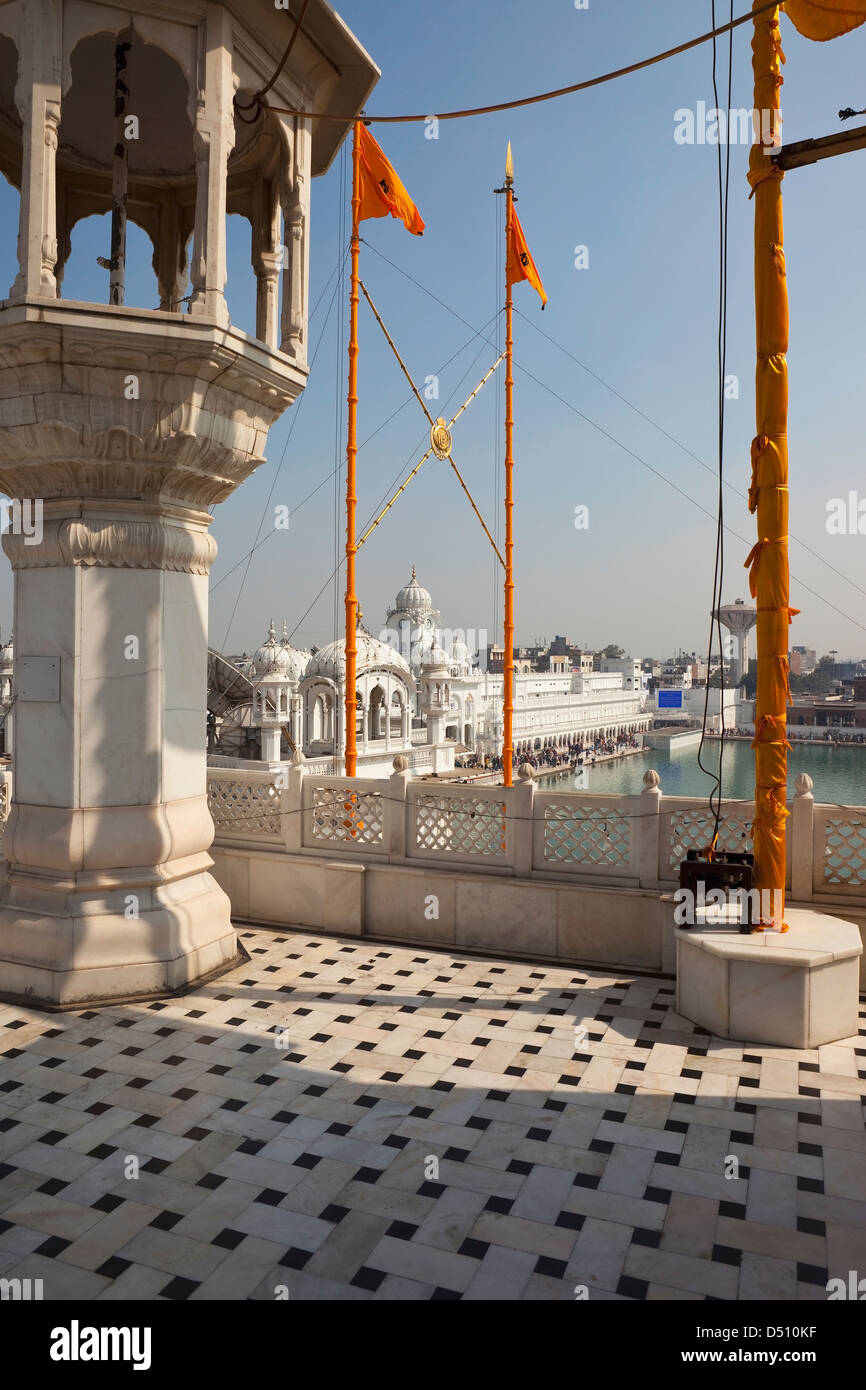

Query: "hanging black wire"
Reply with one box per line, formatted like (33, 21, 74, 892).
(696, 0, 735, 851)
(333, 143, 348, 654)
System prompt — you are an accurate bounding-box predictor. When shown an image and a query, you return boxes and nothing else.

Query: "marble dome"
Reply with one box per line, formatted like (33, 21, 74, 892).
(253, 620, 309, 681)
(306, 625, 411, 682)
(392, 565, 433, 619)
(450, 638, 473, 674)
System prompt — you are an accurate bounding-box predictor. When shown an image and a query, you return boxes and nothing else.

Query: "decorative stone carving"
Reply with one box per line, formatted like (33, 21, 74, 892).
(2, 517, 216, 573)
(0, 312, 304, 507)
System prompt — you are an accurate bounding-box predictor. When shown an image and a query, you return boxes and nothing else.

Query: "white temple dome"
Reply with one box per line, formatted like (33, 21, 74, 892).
(306, 623, 411, 682)
(253, 620, 308, 681)
(450, 638, 473, 673)
(278, 620, 310, 682)
(393, 565, 433, 619)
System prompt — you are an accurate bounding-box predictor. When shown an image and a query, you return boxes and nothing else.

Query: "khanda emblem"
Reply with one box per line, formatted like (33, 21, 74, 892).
(379, 177, 389, 195)
(520, 251, 529, 266)
(430, 417, 452, 459)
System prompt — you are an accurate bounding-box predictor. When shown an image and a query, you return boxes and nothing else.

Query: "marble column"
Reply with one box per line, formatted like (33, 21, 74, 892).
(253, 172, 282, 349)
(277, 117, 308, 361)
(9, 0, 62, 301)
(0, 286, 301, 1006)
(189, 6, 234, 325)
(0, 504, 236, 1003)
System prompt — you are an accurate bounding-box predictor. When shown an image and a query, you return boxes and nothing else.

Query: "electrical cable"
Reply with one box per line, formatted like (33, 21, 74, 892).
(253, 1, 782, 126)
(513, 306, 866, 606)
(697, 0, 735, 847)
(360, 240, 866, 639)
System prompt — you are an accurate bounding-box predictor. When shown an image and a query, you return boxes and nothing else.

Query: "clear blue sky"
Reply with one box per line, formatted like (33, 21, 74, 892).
(1, 1, 865, 662)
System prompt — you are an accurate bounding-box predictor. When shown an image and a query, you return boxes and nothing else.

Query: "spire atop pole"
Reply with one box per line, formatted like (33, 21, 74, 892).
(505, 141, 514, 186)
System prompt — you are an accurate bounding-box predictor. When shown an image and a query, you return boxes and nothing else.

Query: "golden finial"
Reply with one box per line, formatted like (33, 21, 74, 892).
(505, 141, 514, 186)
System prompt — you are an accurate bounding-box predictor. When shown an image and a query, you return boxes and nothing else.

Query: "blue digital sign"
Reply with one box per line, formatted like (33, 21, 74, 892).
(658, 689, 683, 709)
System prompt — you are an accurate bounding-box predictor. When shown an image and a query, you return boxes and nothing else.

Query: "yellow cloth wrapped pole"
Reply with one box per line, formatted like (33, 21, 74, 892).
(747, 2, 789, 929)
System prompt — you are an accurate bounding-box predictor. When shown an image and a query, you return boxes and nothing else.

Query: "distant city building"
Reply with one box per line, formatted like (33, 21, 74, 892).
(598, 656, 646, 701)
(659, 661, 693, 690)
(790, 646, 817, 676)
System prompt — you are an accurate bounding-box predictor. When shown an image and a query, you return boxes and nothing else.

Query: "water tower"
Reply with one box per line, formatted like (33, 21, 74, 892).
(0, 0, 377, 1005)
(714, 598, 758, 686)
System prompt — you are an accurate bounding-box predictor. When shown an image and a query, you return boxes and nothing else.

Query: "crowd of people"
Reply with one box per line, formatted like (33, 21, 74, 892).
(726, 727, 866, 745)
(456, 731, 642, 774)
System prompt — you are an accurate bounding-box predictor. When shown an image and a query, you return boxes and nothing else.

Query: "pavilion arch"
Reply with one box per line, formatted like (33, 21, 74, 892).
(368, 684, 386, 741)
(0, 10, 312, 352)
(57, 31, 196, 310)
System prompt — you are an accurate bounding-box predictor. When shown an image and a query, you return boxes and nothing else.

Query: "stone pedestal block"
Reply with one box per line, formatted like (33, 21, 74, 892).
(676, 908, 862, 1048)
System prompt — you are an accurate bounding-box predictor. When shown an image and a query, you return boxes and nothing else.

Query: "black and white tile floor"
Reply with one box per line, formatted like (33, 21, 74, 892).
(1, 928, 865, 1300)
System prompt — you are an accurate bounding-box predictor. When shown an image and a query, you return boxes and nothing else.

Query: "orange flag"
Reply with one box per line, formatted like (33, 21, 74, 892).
(356, 122, 425, 235)
(507, 207, 547, 307)
(784, 0, 866, 41)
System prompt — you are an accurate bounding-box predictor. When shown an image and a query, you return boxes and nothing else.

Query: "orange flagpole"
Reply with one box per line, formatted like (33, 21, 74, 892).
(502, 144, 515, 787)
(344, 121, 361, 776)
(747, 4, 788, 928)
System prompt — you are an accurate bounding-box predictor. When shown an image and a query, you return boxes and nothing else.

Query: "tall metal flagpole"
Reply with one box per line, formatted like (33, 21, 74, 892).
(344, 121, 361, 776)
(503, 143, 515, 788)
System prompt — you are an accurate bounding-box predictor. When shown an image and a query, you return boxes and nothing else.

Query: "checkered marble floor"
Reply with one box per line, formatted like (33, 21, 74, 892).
(1, 928, 865, 1301)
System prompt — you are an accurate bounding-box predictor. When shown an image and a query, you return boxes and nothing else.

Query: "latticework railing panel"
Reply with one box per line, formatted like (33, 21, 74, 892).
(208, 778, 281, 839)
(821, 815, 866, 887)
(413, 793, 506, 857)
(310, 786, 384, 847)
(542, 802, 631, 866)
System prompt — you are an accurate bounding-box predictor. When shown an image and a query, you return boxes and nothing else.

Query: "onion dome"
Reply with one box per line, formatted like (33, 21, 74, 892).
(253, 620, 308, 681)
(306, 612, 411, 682)
(393, 565, 433, 619)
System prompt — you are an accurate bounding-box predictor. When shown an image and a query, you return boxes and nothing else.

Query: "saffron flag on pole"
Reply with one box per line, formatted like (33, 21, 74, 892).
(783, 0, 866, 40)
(506, 207, 547, 307)
(356, 122, 425, 235)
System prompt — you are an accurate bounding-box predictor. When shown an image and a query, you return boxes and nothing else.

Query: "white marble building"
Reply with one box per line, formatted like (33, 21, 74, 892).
(209, 570, 651, 772)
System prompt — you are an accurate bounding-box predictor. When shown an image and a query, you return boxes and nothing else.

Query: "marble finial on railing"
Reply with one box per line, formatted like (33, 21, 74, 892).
(291, 748, 305, 767)
(642, 768, 660, 789)
(392, 754, 409, 772)
(517, 761, 534, 781)
(794, 772, 813, 797)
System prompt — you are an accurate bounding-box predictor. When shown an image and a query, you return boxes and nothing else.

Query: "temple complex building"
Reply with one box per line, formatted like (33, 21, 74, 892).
(207, 569, 652, 773)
